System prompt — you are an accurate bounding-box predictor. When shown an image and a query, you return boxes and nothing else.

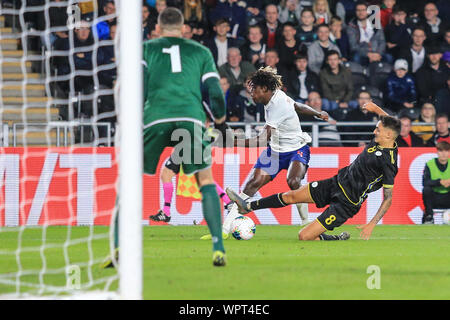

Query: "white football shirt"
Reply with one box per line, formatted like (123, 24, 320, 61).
(264, 90, 311, 152)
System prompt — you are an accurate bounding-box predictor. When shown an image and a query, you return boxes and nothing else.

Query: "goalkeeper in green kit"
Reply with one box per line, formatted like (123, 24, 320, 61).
(142, 7, 228, 266)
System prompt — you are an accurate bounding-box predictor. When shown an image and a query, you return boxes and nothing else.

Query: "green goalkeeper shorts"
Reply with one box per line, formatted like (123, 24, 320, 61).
(143, 120, 213, 175)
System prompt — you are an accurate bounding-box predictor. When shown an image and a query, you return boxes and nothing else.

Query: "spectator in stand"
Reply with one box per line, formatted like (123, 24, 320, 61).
(441, 28, 450, 54)
(421, 141, 450, 224)
(300, 91, 342, 146)
(296, 8, 318, 54)
(208, 0, 248, 40)
(329, 16, 351, 61)
(307, 23, 341, 74)
(412, 102, 436, 143)
(384, 5, 413, 60)
(95, 0, 116, 41)
(419, 2, 449, 47)
(263, 48, 281, 69)
(396, 115, 424, 147)
(415, 46, 450, 104)
(261, 48, 290, 84)
(204, 18, 238, 67)
(182, 0, 206, 43)
(435, 72, 450, 117)
(278, 0, 303, 27)
(313, 0, 333, 25)
(380, 0, 396, 29)
(319, 50, 353, 111)
(259, 4, 284, 49)
(143, 4, 153, 40)
(335, 90, 378, 146)
(182, 23, 193, 39)
(97, 22, 117, 88)
(166, 0, 183, 8)
(147, 0, 167, 27)
(426, 113, 450, 147)
(149, 25, 160, 39)
(232, 85, 266, 122)
(38, 0, 69, 49)
(53, 20, 95, 93)
(436, 0, 450, 21)
(386, 59, 417, 113)
(335, 0, 358, 24)
(218, 47, 257, 93)
(220, 75, 236, 108)
(395, 0, 428, 20)
(220, 76, 241, 122)
(276, 22, 302, 71)
(398, 26, 428, 74)
(285, 53, 321, 102)
(240, 24, 266, 68)
(245, 1, 265, 27)
(347, 0, 391, 66)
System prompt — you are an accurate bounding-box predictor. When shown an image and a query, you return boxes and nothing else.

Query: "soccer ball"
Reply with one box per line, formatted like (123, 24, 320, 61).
(442, 210, 450, 225)
(231, 216, 256, 240)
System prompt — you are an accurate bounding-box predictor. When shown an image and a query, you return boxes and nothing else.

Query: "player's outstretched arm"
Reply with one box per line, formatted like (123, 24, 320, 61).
(294, 102, 329, 122)
(362, 102, 389, 116)
(357, 187, 393, 240)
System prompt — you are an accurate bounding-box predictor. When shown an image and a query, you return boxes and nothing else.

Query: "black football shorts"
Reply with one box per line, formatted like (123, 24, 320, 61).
(308, 176, 361, 231)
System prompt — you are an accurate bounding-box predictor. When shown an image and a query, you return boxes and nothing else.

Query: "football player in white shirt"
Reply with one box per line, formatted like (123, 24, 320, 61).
(201, 66, 329, 240)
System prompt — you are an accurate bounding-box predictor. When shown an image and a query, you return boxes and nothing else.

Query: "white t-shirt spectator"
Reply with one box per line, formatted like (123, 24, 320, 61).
(215, 38, 228, 67)
(411, 47, 425, 73)
(358, 20, 374, 43)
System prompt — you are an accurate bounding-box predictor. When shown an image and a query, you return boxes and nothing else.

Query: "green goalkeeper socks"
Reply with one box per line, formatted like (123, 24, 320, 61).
(200, 184, 225, 253)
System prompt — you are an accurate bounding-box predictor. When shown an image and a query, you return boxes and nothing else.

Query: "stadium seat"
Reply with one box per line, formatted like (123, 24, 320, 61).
(370, 73, 389, 93)
(398, 107, 420, 120)
(371, 97, 384, 108)
(344, 61, 366, 74)
(344, 61, 370, 88)
(353, 84, 383, 100)
(351, 73, 369, 87)
(368, 62, 393, 90)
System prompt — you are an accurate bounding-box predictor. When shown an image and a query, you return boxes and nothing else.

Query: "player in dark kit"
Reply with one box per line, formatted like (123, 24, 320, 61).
(226, 102, 401, 241)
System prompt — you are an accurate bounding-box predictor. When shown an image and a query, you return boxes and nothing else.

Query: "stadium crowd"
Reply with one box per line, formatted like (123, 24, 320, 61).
(2, 0, 450, 147)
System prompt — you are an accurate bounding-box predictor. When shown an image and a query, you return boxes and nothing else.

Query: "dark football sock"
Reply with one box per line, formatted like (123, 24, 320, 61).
(249, 193, 288, 211)
(319, 233, 340, 241)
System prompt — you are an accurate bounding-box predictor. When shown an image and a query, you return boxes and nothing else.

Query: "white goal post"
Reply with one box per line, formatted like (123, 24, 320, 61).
(0, 0, 143, 299)
(117, 0, 143, 300)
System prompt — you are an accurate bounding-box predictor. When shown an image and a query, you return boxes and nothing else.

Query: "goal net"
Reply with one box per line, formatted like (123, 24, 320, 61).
(0, 0, 142, 299)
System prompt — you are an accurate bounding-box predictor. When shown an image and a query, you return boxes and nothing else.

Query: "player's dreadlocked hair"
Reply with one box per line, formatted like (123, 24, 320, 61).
(247, 66, 283, 92)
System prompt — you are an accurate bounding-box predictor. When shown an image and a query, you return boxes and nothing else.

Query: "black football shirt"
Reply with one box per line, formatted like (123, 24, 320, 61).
(336, 140, 398, 206)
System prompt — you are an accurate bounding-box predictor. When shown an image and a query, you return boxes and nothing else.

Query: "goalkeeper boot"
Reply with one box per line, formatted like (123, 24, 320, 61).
(200, 232, 229, 240)
(225, 188, 251, 214)
(101, 248, 119, 269)
(149, 210, 171, 223)
(212, 250, 226, 267)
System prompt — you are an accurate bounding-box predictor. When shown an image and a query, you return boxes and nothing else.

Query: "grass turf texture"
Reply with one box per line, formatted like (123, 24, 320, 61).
(0, 225, 449, 299)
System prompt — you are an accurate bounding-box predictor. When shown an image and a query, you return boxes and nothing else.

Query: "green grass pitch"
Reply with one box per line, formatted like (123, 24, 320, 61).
(0, 225, 449, 299)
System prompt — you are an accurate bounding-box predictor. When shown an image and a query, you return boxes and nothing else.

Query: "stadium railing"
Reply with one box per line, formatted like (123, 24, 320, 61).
(2, 122, 434, 147)
(228, 122, 434, 147)
(1, 123, 9, 147)
(10, 122, 112, 147)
